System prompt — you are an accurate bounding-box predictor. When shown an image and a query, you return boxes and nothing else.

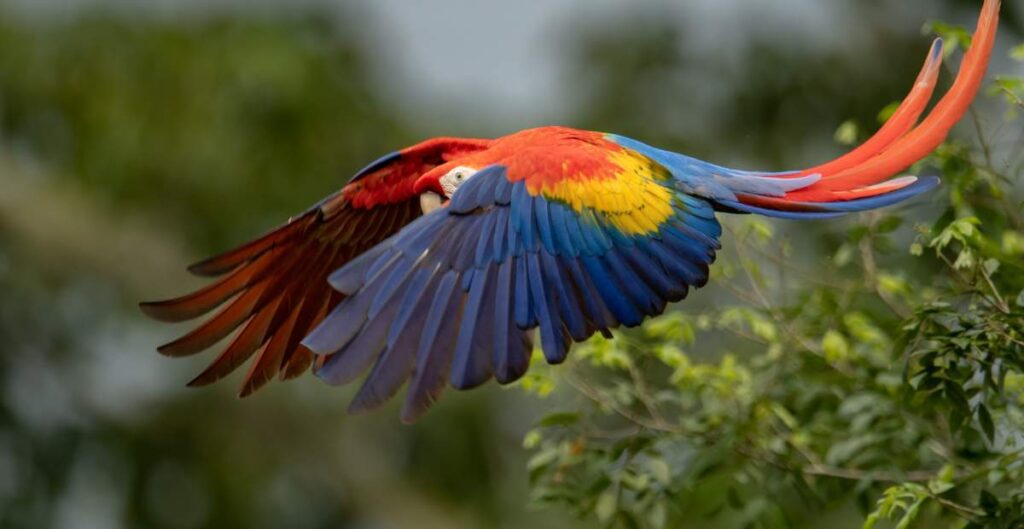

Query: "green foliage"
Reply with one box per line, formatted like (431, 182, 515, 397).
(523, 42, 1024, 529)
(0, 10, 412, 250)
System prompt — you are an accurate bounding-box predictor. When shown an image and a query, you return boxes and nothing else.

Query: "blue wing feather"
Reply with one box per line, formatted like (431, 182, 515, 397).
(548, 203, 579, 257)
(346, 267, 439, 414)
(306, 163, 722, 419)
(527, 251, 567, 363)
(535, 199, 557, 253)
(513, 255, 534, 329)
(451, 266, 496, 389)
(474, 211, 499, 266)
(402, 270, 462, 422)
(493, 259, 530, 383)
(580, 254, 644, 327)
(491, 206, 511, 262)
(541, 250, 588, 342)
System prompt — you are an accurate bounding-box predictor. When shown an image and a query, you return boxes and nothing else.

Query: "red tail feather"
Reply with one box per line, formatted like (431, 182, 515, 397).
(793, 38, 944, 180)
(786, 0, 999, 203)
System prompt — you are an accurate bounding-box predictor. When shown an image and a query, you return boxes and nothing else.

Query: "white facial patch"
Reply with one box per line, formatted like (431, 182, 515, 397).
(439, 166, 478, 197)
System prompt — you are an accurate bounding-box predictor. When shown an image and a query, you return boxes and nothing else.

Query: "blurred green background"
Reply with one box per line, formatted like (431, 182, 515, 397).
(0, 0, 1021, 528)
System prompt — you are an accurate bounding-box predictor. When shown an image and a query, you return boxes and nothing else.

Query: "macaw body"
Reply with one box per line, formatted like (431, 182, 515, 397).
(142, 0, 1000, 421)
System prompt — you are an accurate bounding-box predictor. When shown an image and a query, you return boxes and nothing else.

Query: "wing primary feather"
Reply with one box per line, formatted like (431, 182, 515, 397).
(317, 294, 404, 385)
(308, 251, 406, 354)
(276, 264, 336, 378)
(645, 239, 706, 287)
(240, 296, 304, 396)
(451, 215, 486, 271)
(491, 206, 511, 262)
(348, 265, 440, 413)
(629, 240, 685, 300)
(562, 257, 617, 331)
(513, 256, 534, 328)
(493, 259, 529, 383)
(604, 248, 662, 317)
(402, 271, 462, 423)
(527, 251, 568, 363)
(368, 255, 417, 319)
(187, 296, 283, 387)
(450, 266, 496, 389)
(535, 199, 557, 254)
(580, 255, 643, 327)
(327, 243, 392, 293)
(140, 248, 279, 322)
(547, 203, 578, 257)
(186, 213, 311, 277)
(474, 210, 500, 267)
(540, 250, 588, 342)
(156, 252, 301, 358)
(511, 184, 538, 252)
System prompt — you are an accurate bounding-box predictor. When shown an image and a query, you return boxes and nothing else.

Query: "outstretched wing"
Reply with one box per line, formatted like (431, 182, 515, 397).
(302, 138, 721, 421)
(141, 137, 491, 396)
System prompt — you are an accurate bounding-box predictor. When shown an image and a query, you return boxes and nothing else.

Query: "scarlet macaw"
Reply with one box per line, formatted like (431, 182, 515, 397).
(143, 0, 1000, 422)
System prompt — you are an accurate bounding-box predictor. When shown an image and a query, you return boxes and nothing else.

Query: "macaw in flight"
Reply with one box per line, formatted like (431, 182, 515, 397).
(143, 0, 1000, 422)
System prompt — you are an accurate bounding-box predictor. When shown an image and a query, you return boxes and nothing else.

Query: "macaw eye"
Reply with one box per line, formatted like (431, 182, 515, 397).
(439, 166, 478, 197)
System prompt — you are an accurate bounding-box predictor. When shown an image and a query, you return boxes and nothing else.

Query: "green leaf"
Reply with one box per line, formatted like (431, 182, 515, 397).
(983, 258, 1000, 276)
(523, 429, 543, 449)
(835, 120, 859, 146)
(595, 491, 618, 522)
(877, 215, 904, 234)
(878, 273, 910, 296)
(945, 383, 972, 416)
(1001, 231, 1024, 255)
(979, 489, 999, 514)
(895, 499, 924, 529)
(977, 404, 995, 443)
(648, 501, 667, 529)
(822, 330, 851, 363)
(536, 412, 581, 428)
(878, 101, 902, 124)
(646, 458, 671, 486)
(826, 434, 883, 465)
(953, 248, 975, 270)
(834, 244, 854, 267)
(727, 487, 744, 509)
(1011, 43, 1024, 61)
(620, 471, 650, 492)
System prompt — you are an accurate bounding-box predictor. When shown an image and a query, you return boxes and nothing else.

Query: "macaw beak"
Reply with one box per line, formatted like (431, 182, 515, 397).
(414, 171, 447, 213)
(419, 192, 444, 213)
(413, 169, 449, 214)
(413, 172, 444, 196)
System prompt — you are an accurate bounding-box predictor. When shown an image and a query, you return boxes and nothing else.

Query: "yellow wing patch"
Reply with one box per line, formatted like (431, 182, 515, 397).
(529, 149, 676, 236)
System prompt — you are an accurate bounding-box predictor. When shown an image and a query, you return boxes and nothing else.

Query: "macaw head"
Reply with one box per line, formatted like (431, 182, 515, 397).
(414, 163, 482, 213)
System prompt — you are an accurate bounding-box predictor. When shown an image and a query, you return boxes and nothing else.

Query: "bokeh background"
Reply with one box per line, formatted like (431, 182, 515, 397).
(0, 0, 1021, 528)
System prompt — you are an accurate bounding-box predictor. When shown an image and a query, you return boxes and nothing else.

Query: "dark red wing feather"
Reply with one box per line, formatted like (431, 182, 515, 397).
(142, 137, 493, 395)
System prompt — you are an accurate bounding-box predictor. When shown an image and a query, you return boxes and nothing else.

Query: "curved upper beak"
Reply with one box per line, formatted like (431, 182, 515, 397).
(413, 173, 443, 195)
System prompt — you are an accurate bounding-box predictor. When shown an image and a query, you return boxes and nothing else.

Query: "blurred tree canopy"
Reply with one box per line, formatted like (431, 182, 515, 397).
(0, 2, 1021, 529)
(0, 10, 415, 250)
